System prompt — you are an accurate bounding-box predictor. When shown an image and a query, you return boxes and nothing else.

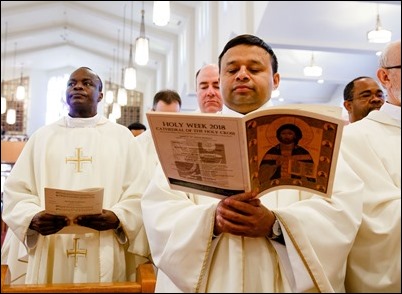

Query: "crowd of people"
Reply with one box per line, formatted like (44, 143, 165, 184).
(1, 35, 400, 293)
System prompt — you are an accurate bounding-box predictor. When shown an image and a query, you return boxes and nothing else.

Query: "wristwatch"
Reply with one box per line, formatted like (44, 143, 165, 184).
(269, 219, 282, 240)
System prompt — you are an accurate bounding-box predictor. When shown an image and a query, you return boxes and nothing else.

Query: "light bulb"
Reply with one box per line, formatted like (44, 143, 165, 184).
(135, 38, 149, 66)
(124, 67, 137, 90)
(117, 87, 127, 106)
(6, 108, 16, 125)
(16, 85, 25, 100)
(153, 1, 170, 26)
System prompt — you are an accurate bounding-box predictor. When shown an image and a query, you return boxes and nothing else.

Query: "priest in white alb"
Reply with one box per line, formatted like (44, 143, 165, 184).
(141, 35, 363, 292)
(1, 67, 151, 284)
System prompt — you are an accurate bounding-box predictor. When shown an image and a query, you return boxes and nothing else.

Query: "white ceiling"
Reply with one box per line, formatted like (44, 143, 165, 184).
(1, 1, 401, 107)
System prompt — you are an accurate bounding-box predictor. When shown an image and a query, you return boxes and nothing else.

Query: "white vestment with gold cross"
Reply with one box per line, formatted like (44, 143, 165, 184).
(1, 114, 151, 284)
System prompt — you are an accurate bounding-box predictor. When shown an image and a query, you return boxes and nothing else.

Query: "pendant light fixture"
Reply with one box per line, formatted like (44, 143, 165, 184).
(135, 1, 149, 66)
(106, 45, 118, 108)
(1, 21, 8, 114)
(105, 66, 114, 105)
(112, 102, 122, 119)
(6, 42, 18, 125)
(117, 68, 128, 106)
(367, 4, 392, 43)
(124, 1, 137, 90)
(303, 52, 322, 77)
(16, 63, 26, 100)
(117, 9, 127, 107)
(6, 108, 16, 125)
(153, 1, 170, 26)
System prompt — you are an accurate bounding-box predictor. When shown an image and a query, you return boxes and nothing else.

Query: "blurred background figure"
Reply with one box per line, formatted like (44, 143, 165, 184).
(343, 76, 385, 123)
(128, 122, 147, 137)
(195, 64, 223, 113)
(151, 89, 182, 112)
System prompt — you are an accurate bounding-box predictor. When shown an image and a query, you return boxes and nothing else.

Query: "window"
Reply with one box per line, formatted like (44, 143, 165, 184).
(45, 74, 69, 125)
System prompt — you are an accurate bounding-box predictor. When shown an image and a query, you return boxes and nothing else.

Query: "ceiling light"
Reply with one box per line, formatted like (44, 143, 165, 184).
(135, 2, 149, 66)
(124, 52, 137, 89)
(1, 22, 8, 114)
(105, 88, 114, 105)
(105, 68, 114, 104)
(153, 1, 170, 26)
(16, 64, 25, 100)
(112, 102, 122, 119)
(117, 68, 128, 106)
(367, 5, 392, 43)
(124, 1, 137, 90)
(6, 108, 16, 125)
(117, 87, 127, 106)
(116, 9, 127, 107)
(303, 52, 322, 77)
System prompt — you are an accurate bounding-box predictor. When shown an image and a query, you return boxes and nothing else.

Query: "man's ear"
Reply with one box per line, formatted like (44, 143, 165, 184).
(343, 100, 352, 112)
(377, 68, 390, 88)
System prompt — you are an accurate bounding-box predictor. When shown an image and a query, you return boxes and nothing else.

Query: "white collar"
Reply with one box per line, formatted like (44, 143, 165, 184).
(65, 113, 101, 128)
(221, 100, 273, 117)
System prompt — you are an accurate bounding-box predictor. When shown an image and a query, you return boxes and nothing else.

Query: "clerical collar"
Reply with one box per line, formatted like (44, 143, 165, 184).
(222, 100, 274, 117)
(65, 114, 101, 128)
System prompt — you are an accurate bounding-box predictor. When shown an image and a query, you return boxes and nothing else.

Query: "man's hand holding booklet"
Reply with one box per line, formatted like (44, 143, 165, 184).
(45, 187, 104, 234)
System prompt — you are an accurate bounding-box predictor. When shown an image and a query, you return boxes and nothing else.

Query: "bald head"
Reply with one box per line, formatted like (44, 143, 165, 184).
(195, 64, 223, 113)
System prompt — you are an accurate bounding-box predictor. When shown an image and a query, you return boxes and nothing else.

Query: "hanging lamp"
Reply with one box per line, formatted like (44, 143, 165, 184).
(153, 1, 170, 26)
(303, 52, 322, 77)
(135, 1, 149, 66)
(105, 66, 114, 105)
(1, 22, 8, 114)
(16, 64, 26, 100)
(124, 1, 137, 90)
(117, 9, 127, 106)
(6, 42, 19, 125)
(367, 4, 392, 43)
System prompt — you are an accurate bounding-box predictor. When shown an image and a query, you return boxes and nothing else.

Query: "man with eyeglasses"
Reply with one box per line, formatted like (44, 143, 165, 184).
(343, 76, 385, 123)
(343, 40, 401, 292)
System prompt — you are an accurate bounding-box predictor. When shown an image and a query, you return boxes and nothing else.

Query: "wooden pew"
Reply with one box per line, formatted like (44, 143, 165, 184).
(1, 263, 156, 293)
(1, 141, 26, 164)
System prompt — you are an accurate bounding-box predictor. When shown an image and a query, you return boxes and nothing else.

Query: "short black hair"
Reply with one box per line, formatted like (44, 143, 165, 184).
(128, 122, 146, 131)
(343, 76, 371, 101)
(218, 34, 278, 74)
(77, 66, 103, 92)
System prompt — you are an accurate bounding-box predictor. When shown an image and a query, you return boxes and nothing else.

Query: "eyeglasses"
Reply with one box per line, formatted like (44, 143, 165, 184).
(383, 65, 401, 70)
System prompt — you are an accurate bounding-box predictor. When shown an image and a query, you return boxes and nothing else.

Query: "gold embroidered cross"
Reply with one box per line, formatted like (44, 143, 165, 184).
(66, 237, 87, 267)
(65, 147, 92, 172)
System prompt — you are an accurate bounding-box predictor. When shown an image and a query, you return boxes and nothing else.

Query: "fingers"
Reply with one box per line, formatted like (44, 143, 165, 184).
(74, 210, 119, 231)
(226, 191, 258, 202)
(30, 213, 69, 235)
(215, 192, 273, 238)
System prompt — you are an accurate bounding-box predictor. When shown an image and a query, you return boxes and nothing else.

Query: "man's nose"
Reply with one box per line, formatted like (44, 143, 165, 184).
(236, 66, 250, 80)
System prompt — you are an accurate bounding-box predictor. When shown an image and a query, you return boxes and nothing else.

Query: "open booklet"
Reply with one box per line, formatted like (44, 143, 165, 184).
(45, 187, 104, 234)
(146, 104, 346, 199)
